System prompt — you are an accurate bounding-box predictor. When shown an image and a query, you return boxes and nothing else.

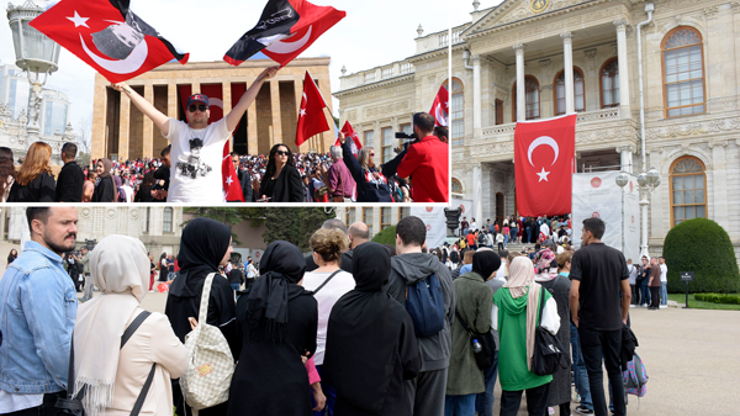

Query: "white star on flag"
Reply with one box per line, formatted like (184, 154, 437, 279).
(226, 176, 234, 186)
(299, 108, 307, 117)
(66, 11, 89, 28)
(536, 167, 550, 182)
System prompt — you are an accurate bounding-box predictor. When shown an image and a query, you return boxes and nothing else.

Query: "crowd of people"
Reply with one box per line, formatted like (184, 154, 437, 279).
(1, 207, 646, 416)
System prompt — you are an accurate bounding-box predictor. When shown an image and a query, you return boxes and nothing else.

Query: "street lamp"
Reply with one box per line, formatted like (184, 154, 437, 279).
(443, 207, 462, 237)
(637, 167, 660, 258)
(7, 0, 60, 140)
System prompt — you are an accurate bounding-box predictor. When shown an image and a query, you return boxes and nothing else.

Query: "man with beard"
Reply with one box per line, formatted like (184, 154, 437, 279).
(0, 207, 79, 415)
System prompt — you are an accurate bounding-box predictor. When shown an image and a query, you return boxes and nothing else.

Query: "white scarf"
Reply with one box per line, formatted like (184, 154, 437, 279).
(73, 235, 150, 416)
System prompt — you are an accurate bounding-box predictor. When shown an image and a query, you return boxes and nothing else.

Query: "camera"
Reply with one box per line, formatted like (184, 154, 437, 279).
(395, 132, 418, 141)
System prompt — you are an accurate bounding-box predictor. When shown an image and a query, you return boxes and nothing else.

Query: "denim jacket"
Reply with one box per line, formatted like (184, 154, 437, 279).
(0, 241, 77, 394)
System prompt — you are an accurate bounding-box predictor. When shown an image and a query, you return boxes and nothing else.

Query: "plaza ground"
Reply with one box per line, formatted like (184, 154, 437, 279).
(137, 290, 740, 416)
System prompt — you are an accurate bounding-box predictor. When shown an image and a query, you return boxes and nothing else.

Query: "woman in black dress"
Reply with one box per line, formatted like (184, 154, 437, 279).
(7, 141, 56, 202)
(91, 158, 116, 203)
(227, 241, 318, 416)
(258, 144, 304, 202)
(165, 217, 238, 416)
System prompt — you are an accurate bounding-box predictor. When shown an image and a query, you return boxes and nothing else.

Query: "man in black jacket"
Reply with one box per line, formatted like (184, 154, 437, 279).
(228, 152, 253, 202)
(151, 145, 171, 202)
(55, 143, 85, 202)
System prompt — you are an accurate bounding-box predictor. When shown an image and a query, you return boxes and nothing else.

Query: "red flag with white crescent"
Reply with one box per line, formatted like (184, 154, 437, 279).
(334, 121, 362, 156)
(429, 85, 449, 127)
(30, 0, 188, 83)
(514, 114, 576, 217)
(295, 70, 330, 147)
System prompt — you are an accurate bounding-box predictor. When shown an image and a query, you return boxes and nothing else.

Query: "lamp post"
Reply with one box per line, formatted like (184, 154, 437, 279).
(7, 0, 60, 142)
(615, 172, 630, 254)
(443, 207, 462, 237)
(636, 167, 660, 258)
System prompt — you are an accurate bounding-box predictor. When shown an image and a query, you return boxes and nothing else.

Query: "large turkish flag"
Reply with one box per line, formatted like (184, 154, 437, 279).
(295, 70, 330, 147)
(30, 0, 187, 83)
(514, 114, 576, 217)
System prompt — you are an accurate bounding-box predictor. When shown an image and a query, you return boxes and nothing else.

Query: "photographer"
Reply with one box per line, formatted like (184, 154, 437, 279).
(396, 112, 450, 202)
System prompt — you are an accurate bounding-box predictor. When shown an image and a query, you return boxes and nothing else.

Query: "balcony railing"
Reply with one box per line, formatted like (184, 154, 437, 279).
(481, 108, 622, 138)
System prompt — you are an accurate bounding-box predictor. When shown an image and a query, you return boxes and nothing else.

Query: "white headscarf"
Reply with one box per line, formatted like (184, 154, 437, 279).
(73, 235, 150, 416)
(504, 256, 542, 371)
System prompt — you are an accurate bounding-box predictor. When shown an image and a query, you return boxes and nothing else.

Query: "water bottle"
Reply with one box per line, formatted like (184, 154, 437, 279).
(472, 338, 482, 353)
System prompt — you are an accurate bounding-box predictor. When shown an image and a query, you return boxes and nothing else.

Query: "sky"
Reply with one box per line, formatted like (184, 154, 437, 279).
(1, 0, 500, 136)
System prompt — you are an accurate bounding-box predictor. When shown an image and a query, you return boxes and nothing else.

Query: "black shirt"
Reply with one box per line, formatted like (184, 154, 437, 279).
(56, 161, 85, 202)
(570, 242, 629, 331)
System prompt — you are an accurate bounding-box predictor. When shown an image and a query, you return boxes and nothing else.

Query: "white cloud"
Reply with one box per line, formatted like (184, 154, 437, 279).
(1, 0, 494, 138)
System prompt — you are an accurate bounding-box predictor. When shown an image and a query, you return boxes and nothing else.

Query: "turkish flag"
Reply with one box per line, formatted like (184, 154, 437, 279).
(224, 0, 345, 67)
(30, 0, 187, 83)
(334, 121, 362, 156)
(295, 71, 330, 147)
(429, 85, 449, 127)
(514, 114, 576, 217)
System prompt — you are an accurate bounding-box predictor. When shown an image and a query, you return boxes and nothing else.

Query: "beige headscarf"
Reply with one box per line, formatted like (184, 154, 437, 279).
(73, 235, 150, 416)
(504, 256, 542, 371)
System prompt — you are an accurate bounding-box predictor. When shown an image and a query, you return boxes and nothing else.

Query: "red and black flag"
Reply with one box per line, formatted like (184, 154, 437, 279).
(224, 0, 345, 67)
(30, 0, 188, 83)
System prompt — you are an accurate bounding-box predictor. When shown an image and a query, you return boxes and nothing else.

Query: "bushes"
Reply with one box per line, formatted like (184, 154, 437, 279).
(694, 293, 740, 305)
(663, 218, 740, 293)
(371, 225, 396, 246)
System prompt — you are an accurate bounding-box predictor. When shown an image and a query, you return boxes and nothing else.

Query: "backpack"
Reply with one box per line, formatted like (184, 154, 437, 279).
(458, 238, 466, 249)
(624, 352, 648, 398)
(406, 273, 446, 337)
(180, 273, 235, 410)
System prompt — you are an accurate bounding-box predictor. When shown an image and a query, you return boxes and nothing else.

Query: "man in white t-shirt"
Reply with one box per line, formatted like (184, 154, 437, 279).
(112, 66, 279, 203)
(659, 256, 668, 308)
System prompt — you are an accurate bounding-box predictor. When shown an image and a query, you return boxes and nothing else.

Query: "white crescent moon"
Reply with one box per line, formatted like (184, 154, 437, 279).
(527, 136, 560, 167)
(435, 103, 448, 126)
(79, 33, 148, 74)
(209, 98, 224, 109)
(264, 26, 313, 54)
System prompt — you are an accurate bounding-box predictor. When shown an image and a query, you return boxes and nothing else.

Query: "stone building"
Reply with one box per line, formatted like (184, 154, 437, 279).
(336, 0, 740, 263)
(91, 58, 334, 161)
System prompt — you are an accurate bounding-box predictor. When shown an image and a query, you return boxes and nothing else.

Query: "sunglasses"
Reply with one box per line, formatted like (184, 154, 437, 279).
(188, 104, 208, 112)
(276, 150, 290, 156)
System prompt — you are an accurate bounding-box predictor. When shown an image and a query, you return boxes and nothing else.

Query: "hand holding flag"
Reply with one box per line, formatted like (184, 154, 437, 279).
(334, 120, 362, 156)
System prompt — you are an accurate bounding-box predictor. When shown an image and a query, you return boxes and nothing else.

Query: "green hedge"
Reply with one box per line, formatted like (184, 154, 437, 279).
(694, 293, 740, 305)
(371, 225, 397, 246)
(664, 218, 740, 293)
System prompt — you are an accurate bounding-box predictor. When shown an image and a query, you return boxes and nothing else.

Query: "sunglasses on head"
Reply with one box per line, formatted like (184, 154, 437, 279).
(188, 104, 208, 112)
(276, 150, 290, 156)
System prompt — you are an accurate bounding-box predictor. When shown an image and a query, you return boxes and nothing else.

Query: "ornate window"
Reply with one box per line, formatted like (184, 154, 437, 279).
(670, 156, 706, 226)
(513, 76, 540, 121)
(163, 207, 173, 233)
(555, 67, 585, 115)
(443, 78, 464, 146)
(451, 178, 463, 194)
(662, 27, 705, 117)
(600, 58, 620, 108)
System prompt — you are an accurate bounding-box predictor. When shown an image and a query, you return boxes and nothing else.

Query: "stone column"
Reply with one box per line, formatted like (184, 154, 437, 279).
(270, 81, 282, 147)
(143, 84, 154, 158)
(711, 143, 729, 229)
(191, 82, 200, 95)
(618, 146, 633, 174)
(222, 82, 233, 152)
(473, 55, 482, 138)
(513, 44, 526, 121)
(91, 82, 108, 160)
(561, 32, 575, 114)
(614, 19, 631, 117)
(118, 93, 130, 161)
(167, 83, 178, 119)
(473, 163, 483, 226)
(247, 100, 258, 155)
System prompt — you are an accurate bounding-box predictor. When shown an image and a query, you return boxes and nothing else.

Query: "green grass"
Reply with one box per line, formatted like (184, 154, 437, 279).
(668, 293, 740, 311)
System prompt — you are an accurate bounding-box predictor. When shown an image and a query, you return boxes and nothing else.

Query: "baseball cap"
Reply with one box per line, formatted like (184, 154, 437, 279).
(187, 94, 209, 108)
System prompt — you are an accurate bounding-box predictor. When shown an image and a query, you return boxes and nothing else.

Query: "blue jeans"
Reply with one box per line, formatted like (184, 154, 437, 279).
(640, 280, 650, 305)
(661, 284, 667, 305)
(510, 227, 518, 242)
(504, 234, 509, 247)
(444, 394, 476, 416)
(475, 351, 499, 416)
(571, 323, 593, 410)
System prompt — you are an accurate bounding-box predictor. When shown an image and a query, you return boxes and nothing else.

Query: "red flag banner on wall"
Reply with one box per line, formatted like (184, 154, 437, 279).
(30, 0, 188, 83)
(514, 113, 576, 217)
(429, 85, 449, 127)
(334, 121, 362, 156)
(295, 70, 330, 147)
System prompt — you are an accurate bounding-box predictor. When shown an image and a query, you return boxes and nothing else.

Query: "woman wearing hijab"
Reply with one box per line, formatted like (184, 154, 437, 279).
(323, 242, 421, 416)
(92, 158, 116, 202)
(165, 217, 238, 416)
(227, 241, 318, 416)
(445, 249, 500, 416)
(73, 235, 188, 416)
(493, 256, 560, 416)
(7, 141, 56, 202)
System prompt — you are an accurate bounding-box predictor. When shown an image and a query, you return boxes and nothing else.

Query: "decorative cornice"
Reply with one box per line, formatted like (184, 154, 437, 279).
(332, 74, 415, 98)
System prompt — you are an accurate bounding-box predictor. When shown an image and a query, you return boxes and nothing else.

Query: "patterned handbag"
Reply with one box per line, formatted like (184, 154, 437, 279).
(180, 273, 235, 410)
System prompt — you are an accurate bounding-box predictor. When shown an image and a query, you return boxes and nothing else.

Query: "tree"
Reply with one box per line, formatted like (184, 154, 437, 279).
(371, 225, 396, 246)
(664, 218, 740, 293)
(262, 207, 336, 252)
(75, 116, 92, 166)
(183, 207, 266, 245)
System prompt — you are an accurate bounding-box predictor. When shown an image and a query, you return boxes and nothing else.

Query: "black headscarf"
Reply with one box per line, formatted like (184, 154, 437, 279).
(324, 242, 414, 413)
(175, 217, 232, 288)
(472, 250, 501, 281)
(244, 240, 306, 343)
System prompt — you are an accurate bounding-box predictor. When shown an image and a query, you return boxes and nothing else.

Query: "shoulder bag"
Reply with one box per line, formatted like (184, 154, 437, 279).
(531, 287, 569, 376)
(454, 310, 496, 370)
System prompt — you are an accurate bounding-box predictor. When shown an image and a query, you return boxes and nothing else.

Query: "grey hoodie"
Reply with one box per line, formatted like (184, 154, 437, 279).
(385, 252, 455, 372)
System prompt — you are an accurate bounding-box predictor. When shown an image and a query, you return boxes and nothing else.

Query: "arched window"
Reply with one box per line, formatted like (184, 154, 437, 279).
(600, 58, 619, 108)
(662, 27, 705, 117)
(451, 178, 463, 193)
(670, 156, 706, 226)
(163, 207, 173, 233)
(512, 76, 540, 121)
(443, 78, 464, 146)
(554, 67, 585, 115)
